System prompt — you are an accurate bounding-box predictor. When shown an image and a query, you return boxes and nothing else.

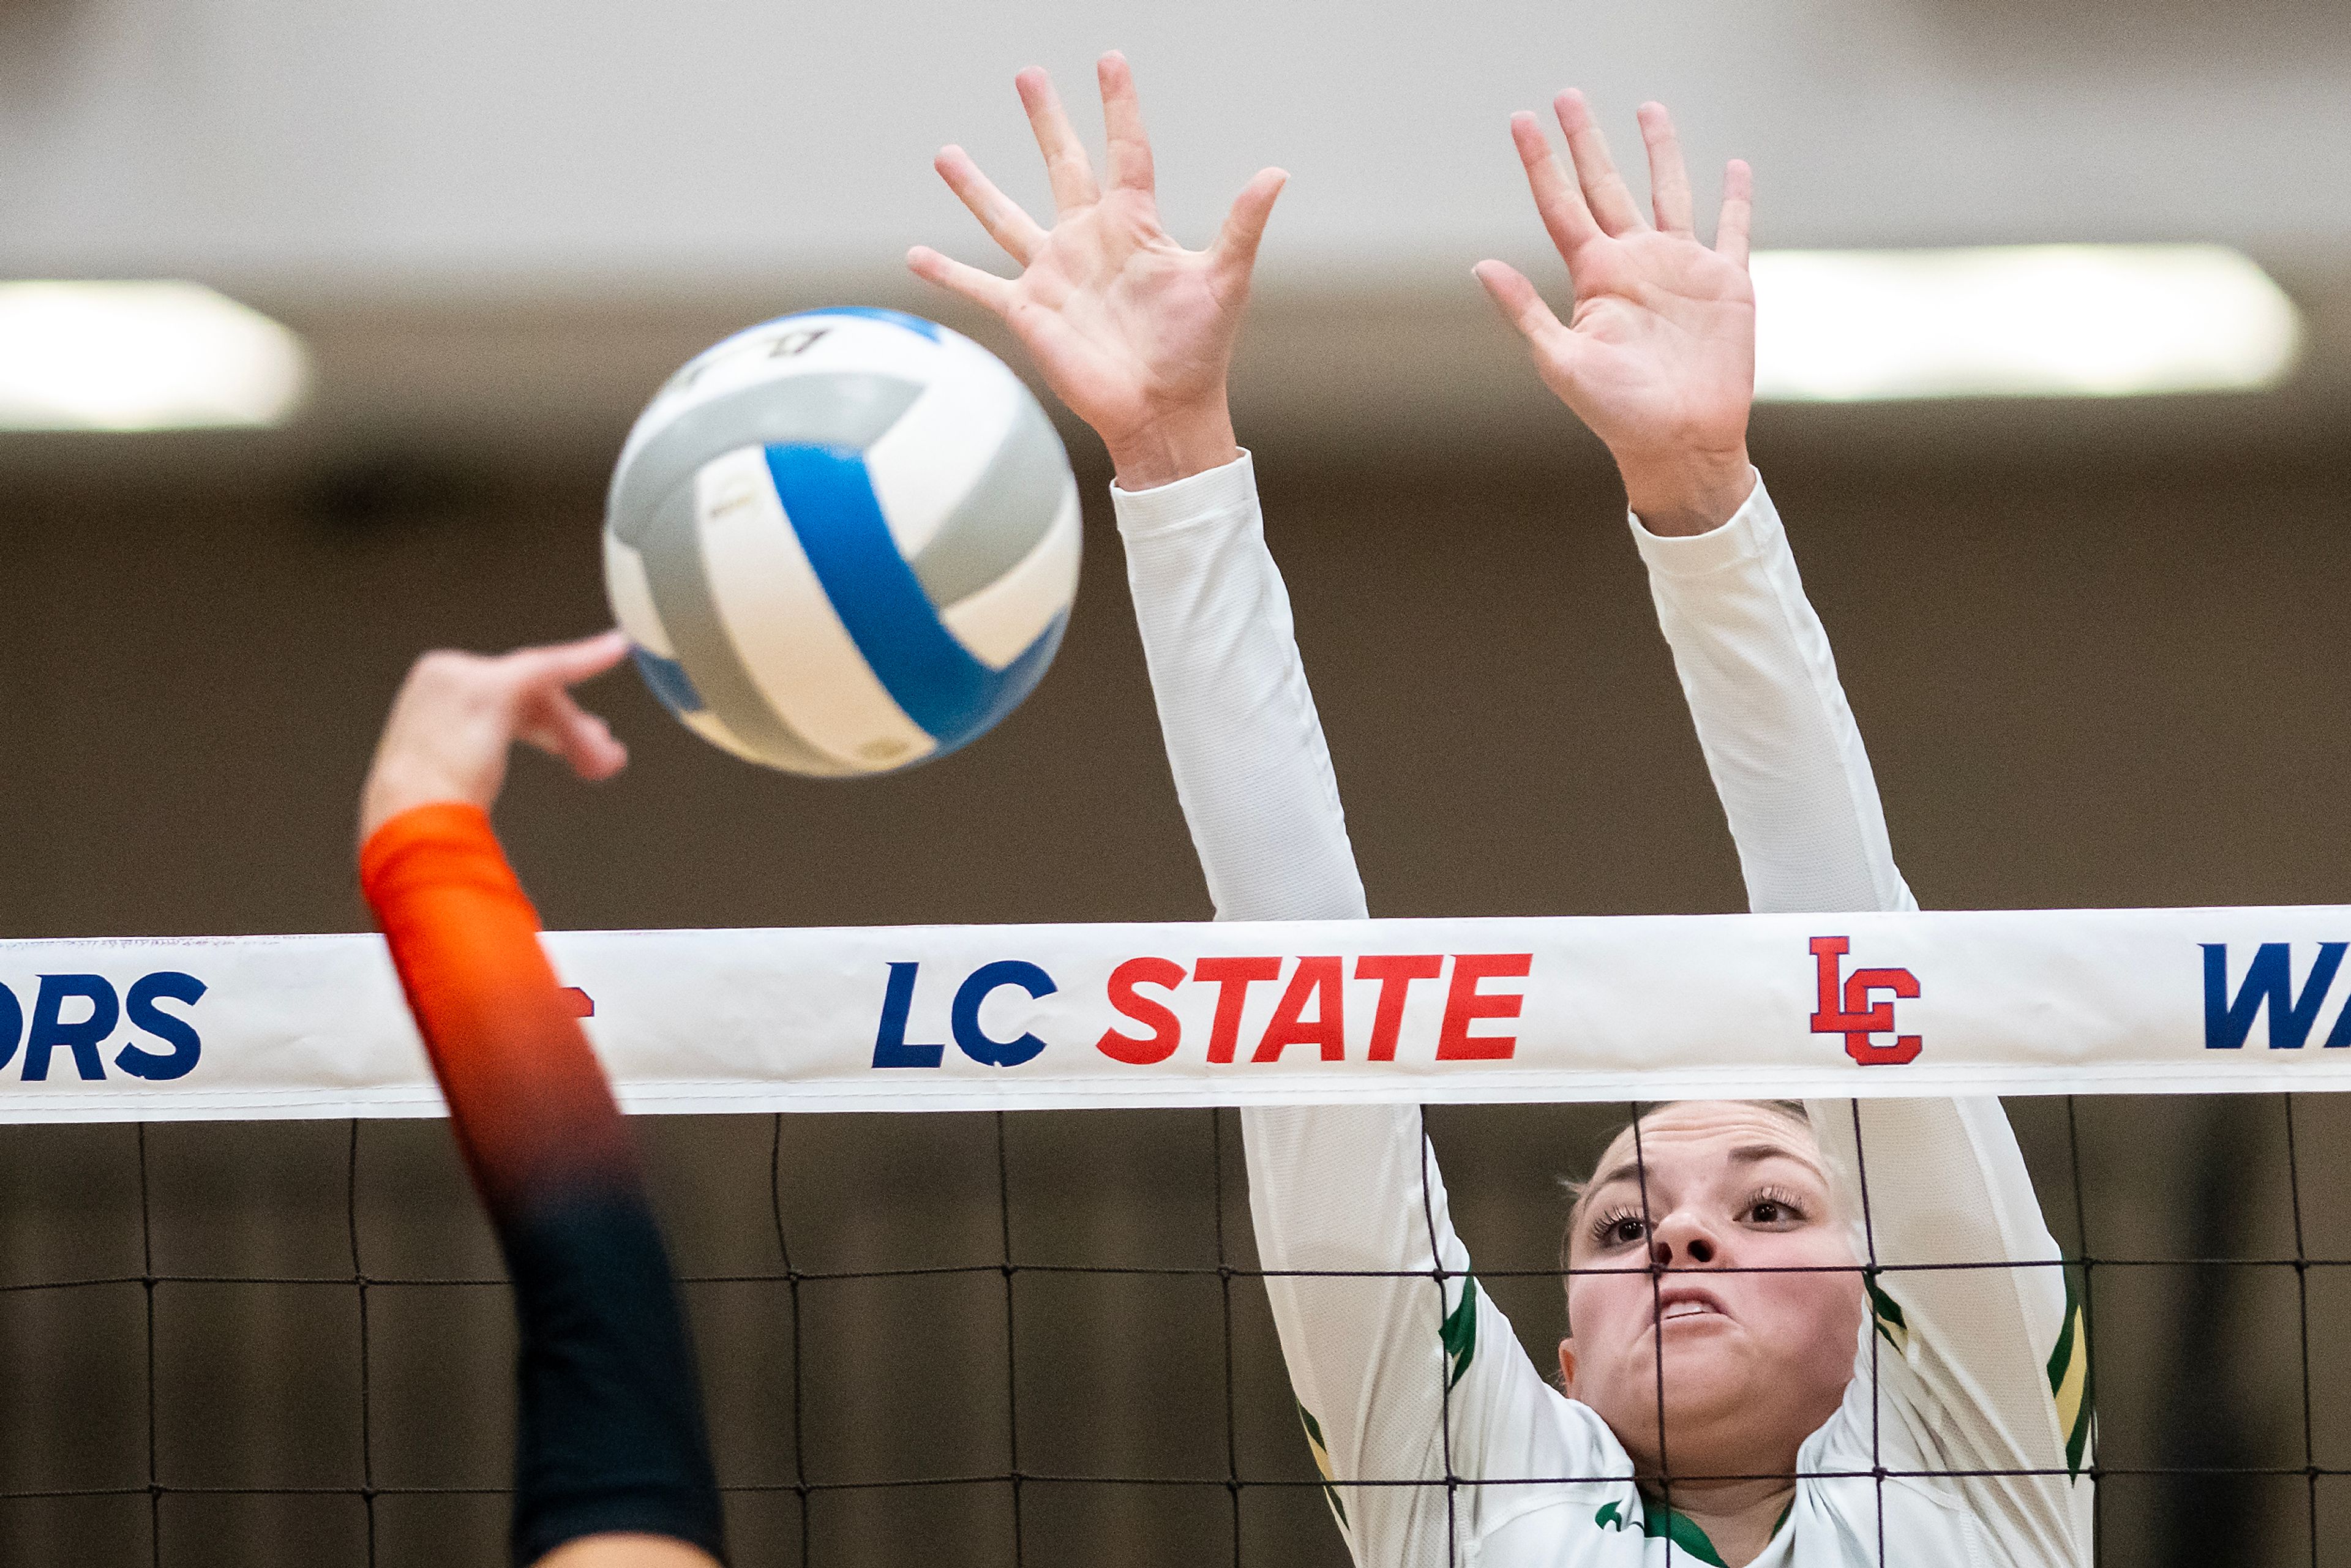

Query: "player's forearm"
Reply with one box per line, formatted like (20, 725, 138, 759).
(1112, 452, 1368, 923)
(361, 803, 636, 1207)
(1630, 476, 1914, 917)
(361, 805, 727, 1567)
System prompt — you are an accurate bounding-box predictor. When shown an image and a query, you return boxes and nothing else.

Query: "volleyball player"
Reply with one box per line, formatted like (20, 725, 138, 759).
(917, 57, 2092, 1567)
(358, 632, 726, 1568)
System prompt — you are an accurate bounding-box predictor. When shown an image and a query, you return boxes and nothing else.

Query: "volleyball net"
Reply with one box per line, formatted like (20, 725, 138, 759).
(7, 909, 2351, 1566)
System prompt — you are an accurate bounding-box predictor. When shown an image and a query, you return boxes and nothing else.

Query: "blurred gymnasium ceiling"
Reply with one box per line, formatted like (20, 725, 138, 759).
(0, 0, 2344, 471)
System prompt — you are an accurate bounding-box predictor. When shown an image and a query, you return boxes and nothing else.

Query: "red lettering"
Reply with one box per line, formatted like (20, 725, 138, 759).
(1810, 937, 1853, 1021)
(1809, 936, 1921, 1065)
(1842, 967, 1922, 1065)
(1355, 955, 1444, 1061)
(1193, 956, 1283, 1063)
(1254, 956, 1347, 1063)
(1097, 956, 1187, 1065)
(1434, 954, 1532, 1060)
(560, 986, 594, 1018)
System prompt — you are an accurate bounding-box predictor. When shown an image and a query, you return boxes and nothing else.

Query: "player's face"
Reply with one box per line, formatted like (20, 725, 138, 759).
(1559, 1101, 1863, 1480)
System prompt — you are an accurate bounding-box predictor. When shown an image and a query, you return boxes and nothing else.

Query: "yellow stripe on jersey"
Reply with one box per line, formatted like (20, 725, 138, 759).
(1295, 1398, 1349, 1534)
(2045, 1271, 2094, 1477)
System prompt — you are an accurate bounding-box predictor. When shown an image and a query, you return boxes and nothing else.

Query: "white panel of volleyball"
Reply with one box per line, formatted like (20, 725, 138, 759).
(603, 309, 1081, 777)
(5, 904, 2351, 1122)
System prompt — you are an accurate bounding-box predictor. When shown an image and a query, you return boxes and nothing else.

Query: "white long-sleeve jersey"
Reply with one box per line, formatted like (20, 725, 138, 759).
(1112, 454, 2094, 1568)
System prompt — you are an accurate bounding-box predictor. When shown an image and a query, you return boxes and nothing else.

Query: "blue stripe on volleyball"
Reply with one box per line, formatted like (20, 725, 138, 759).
(762, 442, 1057, 749)
(629, 644, 707, 716)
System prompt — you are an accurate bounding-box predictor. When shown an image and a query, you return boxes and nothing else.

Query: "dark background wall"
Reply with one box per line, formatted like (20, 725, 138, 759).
(5, 433, 2351, 1566)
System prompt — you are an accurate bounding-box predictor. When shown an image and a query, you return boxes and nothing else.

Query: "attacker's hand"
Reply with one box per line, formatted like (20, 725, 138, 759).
(1475, 94, 1757, 536)
(359, 631, 631, 844)
(909, 52, 1286, 491)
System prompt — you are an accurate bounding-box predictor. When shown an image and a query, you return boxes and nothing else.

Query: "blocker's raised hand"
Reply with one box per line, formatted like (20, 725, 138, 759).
(1475, 94, 1757, 536)
(909, 52, 1286, 491)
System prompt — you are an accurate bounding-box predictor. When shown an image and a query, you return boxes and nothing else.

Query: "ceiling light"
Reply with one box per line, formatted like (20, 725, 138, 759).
(1750, 245, 2301, 402)
(0, 281, 309, 431)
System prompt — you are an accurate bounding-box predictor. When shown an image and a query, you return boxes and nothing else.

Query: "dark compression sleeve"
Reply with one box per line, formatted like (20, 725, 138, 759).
(362, 803, 726, 1567)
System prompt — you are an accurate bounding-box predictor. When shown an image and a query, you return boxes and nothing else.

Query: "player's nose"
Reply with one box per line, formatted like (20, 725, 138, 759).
(1648, 1208, 1722, 1269)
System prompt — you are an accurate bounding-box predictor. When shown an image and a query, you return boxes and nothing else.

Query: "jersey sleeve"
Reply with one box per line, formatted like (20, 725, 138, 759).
(361, 803, 726, 1567)
(1115, 457, 1609, 1567)
(1632, 479, 2093, 1562)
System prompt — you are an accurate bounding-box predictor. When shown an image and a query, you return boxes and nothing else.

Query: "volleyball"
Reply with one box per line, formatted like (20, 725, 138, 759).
(602, 307, 1079, 776)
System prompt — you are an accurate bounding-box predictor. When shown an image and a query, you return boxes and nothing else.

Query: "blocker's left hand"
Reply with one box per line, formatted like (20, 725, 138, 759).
(909, 52, 1286, 492)
(359, 631, 631, 844)
(1475, 94, 1758, 536)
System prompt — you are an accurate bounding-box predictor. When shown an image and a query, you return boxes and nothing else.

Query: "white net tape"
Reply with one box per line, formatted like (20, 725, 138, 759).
(6, 905, 2350, 1122)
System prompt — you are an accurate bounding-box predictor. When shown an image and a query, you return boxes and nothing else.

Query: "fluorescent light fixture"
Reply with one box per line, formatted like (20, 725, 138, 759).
(0, 280, 307, 430)
(1751, 244, 2301, 402)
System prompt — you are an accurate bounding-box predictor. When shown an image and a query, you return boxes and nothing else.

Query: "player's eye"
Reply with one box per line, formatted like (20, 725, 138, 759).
(1743, 1187, 1807, 1227)
(1589, 1206, 1650, 1248)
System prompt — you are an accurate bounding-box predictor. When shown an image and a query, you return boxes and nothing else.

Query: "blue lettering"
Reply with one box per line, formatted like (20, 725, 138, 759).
(871, 962, 945, 1068)
(116, 972, 206, 1082)
(0, 983, 20, 1073)
(24, 975, 119, 1081)
(2203, 942, 2349, 1050)
(951, 961, 1056, 1068)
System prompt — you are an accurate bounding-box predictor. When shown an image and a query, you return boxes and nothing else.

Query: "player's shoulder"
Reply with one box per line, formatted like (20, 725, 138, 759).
(1464, 1389, 1641, 1548)
(1782, 1448, 1995, 1568)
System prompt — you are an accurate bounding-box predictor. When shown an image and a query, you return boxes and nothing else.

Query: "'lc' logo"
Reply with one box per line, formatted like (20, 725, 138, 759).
(1809, 937, 1922, 1065)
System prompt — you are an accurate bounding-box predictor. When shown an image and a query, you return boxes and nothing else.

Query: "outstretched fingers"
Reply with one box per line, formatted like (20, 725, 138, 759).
(1637, 102, 1695, 236)
(504, 631, 631, 781)
(1554, 89, 1646, 236)
(1097, 51, 1156, 194)
(934, 146, 1049, 266)
(906, 246, 1016, 316)
(517, 683, 629, 782)
(1510, 110, 1600, 261)
(1016, 66, 1101, 212)
(1212, 167, 1288, 283)
(1474, 260, 1572, 353)
(516, 629, 631, 689)
(1714, 158, 1754, 268)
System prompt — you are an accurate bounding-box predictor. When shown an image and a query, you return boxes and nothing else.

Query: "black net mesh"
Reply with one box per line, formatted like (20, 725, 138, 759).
(4, 1094, 2348, 1566)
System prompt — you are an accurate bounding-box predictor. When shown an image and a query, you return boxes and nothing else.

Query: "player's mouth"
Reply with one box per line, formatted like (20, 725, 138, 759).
(1652, 1285, 1730, 1326)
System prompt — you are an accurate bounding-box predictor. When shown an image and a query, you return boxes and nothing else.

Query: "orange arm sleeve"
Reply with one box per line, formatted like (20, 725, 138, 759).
(359, 802, 635, 1215)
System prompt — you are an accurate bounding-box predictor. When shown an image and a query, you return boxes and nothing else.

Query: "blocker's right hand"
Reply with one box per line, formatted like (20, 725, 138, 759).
(358, 631, 631, 845)
(908, 51, 1286, 492)
(1475, 94, 1758, 537)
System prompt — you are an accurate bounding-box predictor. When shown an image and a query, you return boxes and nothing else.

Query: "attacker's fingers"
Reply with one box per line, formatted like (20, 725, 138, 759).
(1510, 110, 1601, 261)
(906, 246, 1017, 316)
(511, 629, 632, 693)
(517, 685, 629, 783)
(1212, 167, 1288, 282)
(935, 146, 1050, 265)
(1554, 89, 1647, 236)
(1714, 159, 1754, 268)
(1015, 66, 1102, 212)
(1097, 51, 1157, 194)
(1638, 102, 1696, 236)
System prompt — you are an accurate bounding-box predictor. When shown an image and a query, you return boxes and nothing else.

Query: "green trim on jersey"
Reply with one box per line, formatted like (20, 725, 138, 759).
(2045, 1269, 2094, 1477)
(1598, 1490, 1798, 1565)
(1864, 1269, 1911, 1356)
(1592, 1497, 1736, 1566)
(1647, 1507, 1731, 1567)
(1295, 1398, 1349, 1531)
(1441, 1275, 1480, 1389)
